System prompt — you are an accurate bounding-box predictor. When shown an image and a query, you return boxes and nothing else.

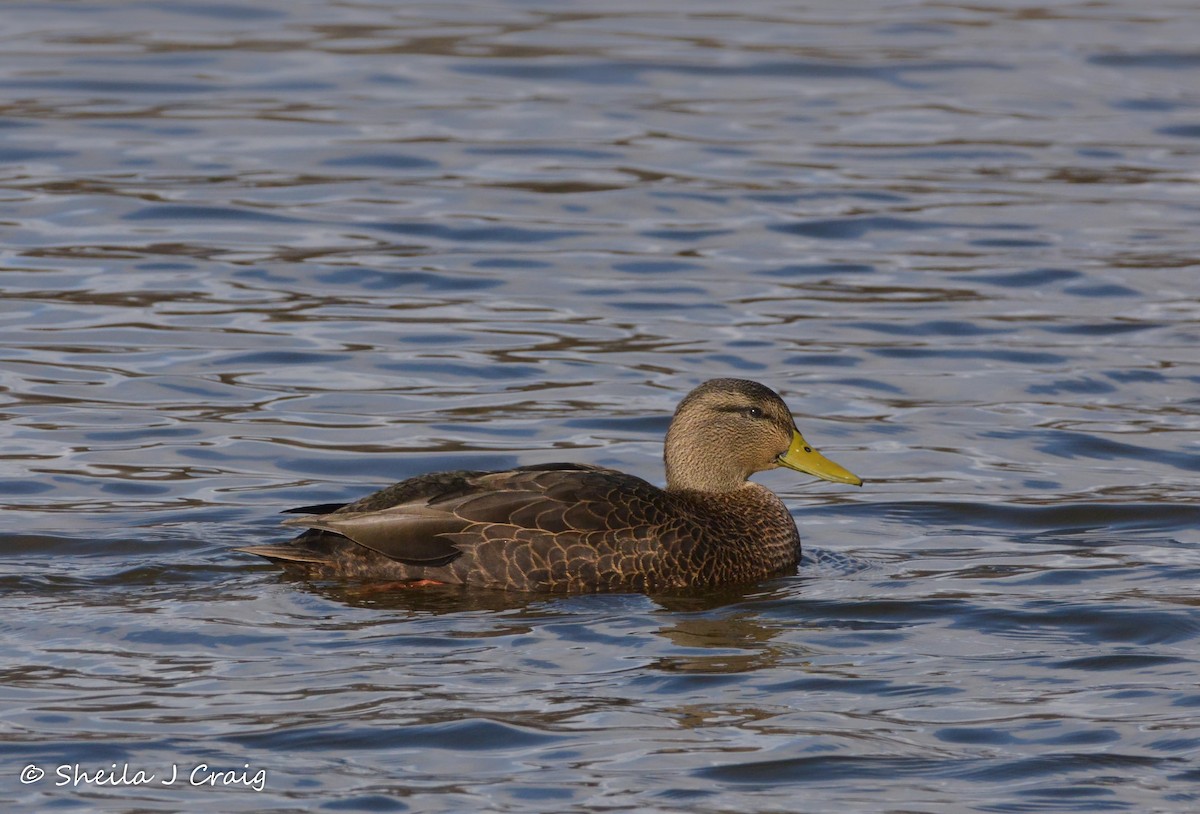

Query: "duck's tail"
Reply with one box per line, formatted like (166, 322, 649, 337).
(234, 544, 333, 565)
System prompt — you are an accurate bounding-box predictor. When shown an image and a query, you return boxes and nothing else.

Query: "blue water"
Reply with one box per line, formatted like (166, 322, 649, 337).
(2, 1, 1199, 811)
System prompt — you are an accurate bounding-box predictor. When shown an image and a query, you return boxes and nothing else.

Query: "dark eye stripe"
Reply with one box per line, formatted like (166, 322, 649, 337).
(713, 403, 768, 417)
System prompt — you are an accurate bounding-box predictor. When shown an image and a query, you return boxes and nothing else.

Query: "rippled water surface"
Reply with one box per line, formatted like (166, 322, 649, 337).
(3, 1, 1200, 811)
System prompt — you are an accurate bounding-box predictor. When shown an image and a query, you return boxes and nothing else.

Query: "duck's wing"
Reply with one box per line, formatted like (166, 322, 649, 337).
(237, 470, 485, 565)
(275, 463, 665, 568)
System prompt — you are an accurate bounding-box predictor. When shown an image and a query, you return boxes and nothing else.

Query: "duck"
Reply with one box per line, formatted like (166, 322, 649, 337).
(236, 378, 862, 593)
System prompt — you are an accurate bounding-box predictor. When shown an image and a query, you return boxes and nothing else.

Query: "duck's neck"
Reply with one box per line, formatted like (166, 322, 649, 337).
(664, 471, 751, 493)
(663, 439, 750, 493)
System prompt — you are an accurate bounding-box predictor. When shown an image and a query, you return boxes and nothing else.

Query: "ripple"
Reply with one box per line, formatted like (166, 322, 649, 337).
(770, 215, 957, 239)
(322, 154, 440, 171)
(872, 347, 1069, 364)
(960, 268, 1082, 288)
(1034, 432, 1200, 473)
(456, 58, 1008, 88)
(695, 755, 948, 784)
(124, 205, 304, 223)
(1089, 51, 1200, 69)
(881, 501, 1200, 534)
(226, 719, 563, 752)
(364, 221, 585, 243)
(1157, 124, 1200, 139)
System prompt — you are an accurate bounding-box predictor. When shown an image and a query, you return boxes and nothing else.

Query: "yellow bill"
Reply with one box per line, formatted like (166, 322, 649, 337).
(778, 429, 863, 486)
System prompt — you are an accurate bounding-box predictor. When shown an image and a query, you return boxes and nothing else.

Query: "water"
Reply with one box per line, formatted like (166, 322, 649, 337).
(2, 1, 1199, 811)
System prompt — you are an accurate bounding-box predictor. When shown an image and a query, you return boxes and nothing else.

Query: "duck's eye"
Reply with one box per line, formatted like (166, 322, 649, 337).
(746, 407, 764, 419)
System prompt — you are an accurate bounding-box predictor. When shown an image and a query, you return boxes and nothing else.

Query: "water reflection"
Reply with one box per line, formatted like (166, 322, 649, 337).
(651, 611, 792, 675)
(294, 579, 545, 615)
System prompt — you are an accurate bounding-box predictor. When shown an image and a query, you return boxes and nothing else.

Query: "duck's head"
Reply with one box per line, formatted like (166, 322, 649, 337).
(664, 378, 862, 493)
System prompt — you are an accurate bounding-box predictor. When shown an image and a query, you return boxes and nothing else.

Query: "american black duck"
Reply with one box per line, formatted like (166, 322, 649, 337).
(237, 378, 862, 593)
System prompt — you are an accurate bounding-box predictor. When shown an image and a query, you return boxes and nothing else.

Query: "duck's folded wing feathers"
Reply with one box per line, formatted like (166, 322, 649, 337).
(280, 506, 466, 566)
(277, 464, 669, 567)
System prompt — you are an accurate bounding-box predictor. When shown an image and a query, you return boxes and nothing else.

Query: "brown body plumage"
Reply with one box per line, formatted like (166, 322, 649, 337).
(237, 379, 862, 593)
